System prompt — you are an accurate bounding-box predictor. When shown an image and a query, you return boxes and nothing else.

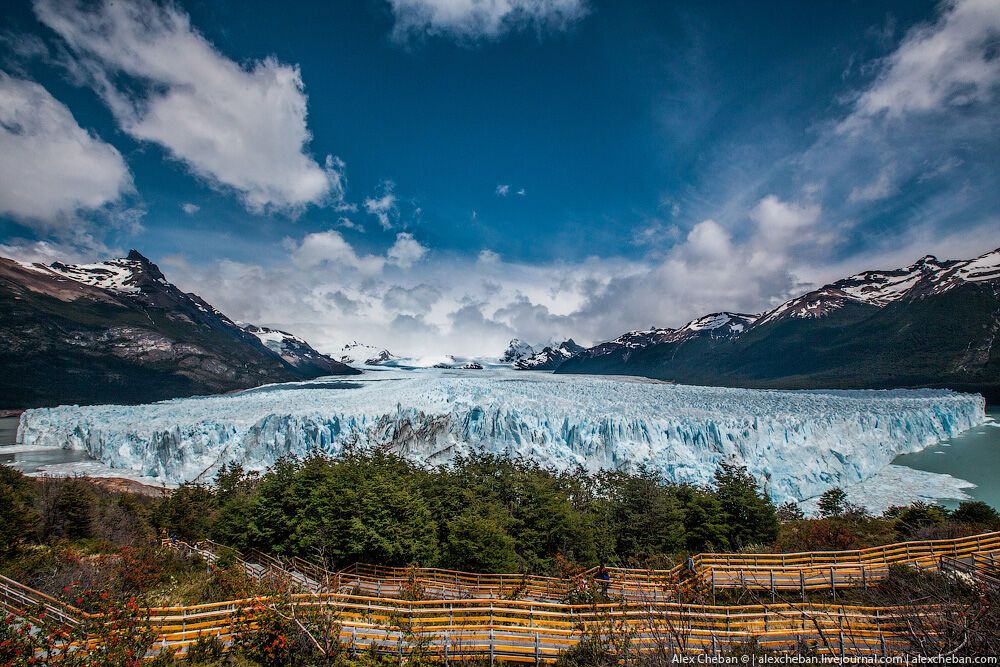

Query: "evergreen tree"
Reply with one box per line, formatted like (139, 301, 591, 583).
(817, 488, 848, 518)
(951, 500, 1000, 529)
(713, 462, 779, 548)
(0, 467, 37, 558)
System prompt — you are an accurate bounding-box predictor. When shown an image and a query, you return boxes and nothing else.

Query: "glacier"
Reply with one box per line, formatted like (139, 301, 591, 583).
(16, 368, 986, 506)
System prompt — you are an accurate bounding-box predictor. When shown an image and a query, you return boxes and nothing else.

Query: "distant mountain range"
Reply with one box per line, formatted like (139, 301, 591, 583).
(558, 248, 1000, 402)
(514, 339, 586, 370)
(0, 250, 358, 408)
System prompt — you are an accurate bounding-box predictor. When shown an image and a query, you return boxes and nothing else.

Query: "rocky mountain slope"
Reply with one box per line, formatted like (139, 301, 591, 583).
(514, 339, 585, 370)
(241, 324, 354, 377)
(499, 338, 535, 364)
(559, 248, 1000, 401)
(0, 250, 358, 408)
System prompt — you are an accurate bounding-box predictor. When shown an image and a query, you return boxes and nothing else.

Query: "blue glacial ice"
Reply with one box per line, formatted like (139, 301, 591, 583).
(16, 369, 986, 507)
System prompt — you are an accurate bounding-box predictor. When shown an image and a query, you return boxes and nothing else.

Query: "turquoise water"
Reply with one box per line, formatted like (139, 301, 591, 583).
(893, 407, 1000, 510)
(0, 416, 93, 472)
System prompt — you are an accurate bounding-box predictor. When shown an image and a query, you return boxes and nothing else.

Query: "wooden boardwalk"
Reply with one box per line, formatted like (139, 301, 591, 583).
(2, 531, 998, 662)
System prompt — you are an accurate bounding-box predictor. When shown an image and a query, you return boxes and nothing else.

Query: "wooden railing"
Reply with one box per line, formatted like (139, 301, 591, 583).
(138, 595, 919, 660)
(6, 532, 996, 661)
(323, 531, 1000, 601)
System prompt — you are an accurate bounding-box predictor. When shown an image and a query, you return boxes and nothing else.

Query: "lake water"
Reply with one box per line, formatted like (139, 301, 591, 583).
(893, 407, 1000, 510)
(0, 416, 93, 473)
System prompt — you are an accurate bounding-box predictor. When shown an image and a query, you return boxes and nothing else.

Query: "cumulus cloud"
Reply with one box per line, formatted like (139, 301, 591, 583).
(180, 203, 200, 215)
(748, 195, 822, 246)
(34, 0, 340, 214)
(386, 0, 587, 42)
(290, 230, 385, 274)
(383, 284, 442, 314)
(477, 249, 501, 264)
(495, 184, 509, 196)
(387, 232, 428, 268)
(0, 73, 131, 226)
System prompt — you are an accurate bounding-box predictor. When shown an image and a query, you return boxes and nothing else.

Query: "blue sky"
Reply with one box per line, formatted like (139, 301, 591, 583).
(1, 0, 999, 357)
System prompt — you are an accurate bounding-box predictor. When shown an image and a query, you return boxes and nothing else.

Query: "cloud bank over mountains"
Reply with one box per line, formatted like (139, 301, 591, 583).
(1, 0, 998, 356)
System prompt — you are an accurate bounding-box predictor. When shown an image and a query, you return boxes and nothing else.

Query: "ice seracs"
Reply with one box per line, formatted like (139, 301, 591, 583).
(16, 369, 986, 508)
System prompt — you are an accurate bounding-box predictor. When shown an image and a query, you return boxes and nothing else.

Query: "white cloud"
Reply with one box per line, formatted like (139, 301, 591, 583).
(0, 233, 116, 264)
(0, 73, 131, 226)
(337, 217, 365, 232)
(290, 230, 385, 274)
(180, 202, 200, 215)
(363, 182, 398, 230)
(748, 195, 822, 245)
(34, 0, 340, 214)
(841, 0, 1000, 131)
(847, 168, 895, 203)
(516, 188, 526, 196)
(386, 0, 587, 42)
(383, 284, 441, 313)
(387, 232, 428, 268)
(495, 184, 509, 196)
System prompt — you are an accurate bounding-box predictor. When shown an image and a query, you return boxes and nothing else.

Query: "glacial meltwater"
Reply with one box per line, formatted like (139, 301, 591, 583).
(892, 406, 1000, 510)
(0, 416, 94, 472)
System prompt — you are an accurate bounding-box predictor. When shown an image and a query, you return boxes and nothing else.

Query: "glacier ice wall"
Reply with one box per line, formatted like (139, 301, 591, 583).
(17, 369, 986, 504)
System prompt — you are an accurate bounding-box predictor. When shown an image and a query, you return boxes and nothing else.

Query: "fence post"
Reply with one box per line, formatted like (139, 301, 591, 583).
(830, 567, 836, 599)
(799, 570, 805, 601)
(878, 608, 886, 657)
(535, 631, 540, 665)
(489, 628, 495, 666)
(770, 569, 775, 603)
(444, 631, 449, 664)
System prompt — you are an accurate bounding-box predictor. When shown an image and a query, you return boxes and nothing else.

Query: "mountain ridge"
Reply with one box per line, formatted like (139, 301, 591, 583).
(0, 250, 358, 408)
(558, 247, 1000, 401)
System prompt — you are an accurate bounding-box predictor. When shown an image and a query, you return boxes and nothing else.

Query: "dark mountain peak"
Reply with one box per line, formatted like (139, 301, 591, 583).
(124, 249, 166, 282)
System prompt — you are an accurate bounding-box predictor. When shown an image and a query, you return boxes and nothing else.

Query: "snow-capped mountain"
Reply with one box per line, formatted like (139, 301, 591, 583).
(364, 349, 399, 365)
(241, 325, 351, 377)
(672, 312, 759, 340)
(757, 249, 1000, 326)
(498, 338, 536, 364)
(571, 313, 758, 368)
(560, 246, 1000, 400)
(0, 250, 357, 408)
(514, 339, 586, 370)
(338, 341, 396, 366)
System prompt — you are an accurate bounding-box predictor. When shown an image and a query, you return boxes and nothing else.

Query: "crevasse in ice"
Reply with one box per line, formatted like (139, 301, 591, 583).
(16, 369, 986, 504)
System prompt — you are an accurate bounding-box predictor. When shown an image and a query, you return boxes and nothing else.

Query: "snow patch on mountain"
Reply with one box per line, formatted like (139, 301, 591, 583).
(17, 369, 985, 508)
(514, 339, 585, 370)
(499, 339, 536, 364)
(338, 341, 398, 366)
(18, 256, 148, 294)
(757, 247, 1000, 326)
